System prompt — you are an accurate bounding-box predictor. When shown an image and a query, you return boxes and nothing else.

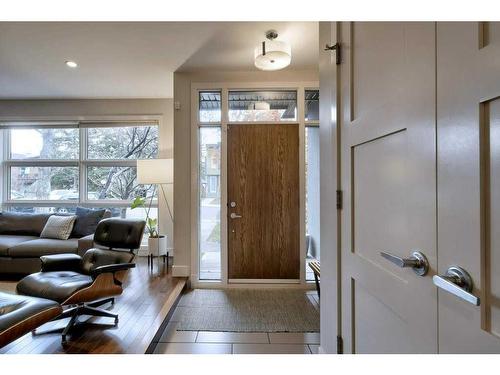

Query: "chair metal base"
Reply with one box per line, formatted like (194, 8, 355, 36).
(32, 297, 118, 345)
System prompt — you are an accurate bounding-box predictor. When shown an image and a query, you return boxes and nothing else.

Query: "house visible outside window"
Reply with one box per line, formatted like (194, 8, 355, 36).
(0, 122, 159, 231)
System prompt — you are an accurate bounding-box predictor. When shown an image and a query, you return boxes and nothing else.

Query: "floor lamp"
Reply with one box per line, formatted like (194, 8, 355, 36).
(137, 158, 174, 270)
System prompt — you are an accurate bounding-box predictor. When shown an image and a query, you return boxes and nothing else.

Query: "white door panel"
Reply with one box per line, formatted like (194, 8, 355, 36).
(340, 22, 437, 353)
(437, 22, 500, 353)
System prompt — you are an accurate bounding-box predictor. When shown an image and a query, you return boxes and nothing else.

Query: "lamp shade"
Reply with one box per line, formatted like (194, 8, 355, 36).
(254, 40, 291, 71)
(137, 159, 173, 184)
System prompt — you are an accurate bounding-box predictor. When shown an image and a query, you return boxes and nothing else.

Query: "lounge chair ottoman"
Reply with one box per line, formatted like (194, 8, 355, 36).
(0, 291, 62, 348)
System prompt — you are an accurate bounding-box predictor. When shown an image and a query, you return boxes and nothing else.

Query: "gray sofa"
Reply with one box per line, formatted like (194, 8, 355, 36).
(0, 211, 109, 275)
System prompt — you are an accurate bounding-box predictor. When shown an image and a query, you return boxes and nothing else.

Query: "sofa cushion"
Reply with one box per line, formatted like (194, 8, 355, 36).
(7, 238, 79, 258)
(0, 212, 51, 236)
(16, 271, 93, 304)
(71, 207, 107, 238)
(0, 235, 38, 257)
(40, 215, 77, 240)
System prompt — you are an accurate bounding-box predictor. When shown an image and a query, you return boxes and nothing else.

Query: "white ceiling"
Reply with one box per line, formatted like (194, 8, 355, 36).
(0, 22, 318, 99)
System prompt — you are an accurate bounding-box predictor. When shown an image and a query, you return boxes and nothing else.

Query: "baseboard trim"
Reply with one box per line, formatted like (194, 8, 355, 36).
(172, 265, 190, 277)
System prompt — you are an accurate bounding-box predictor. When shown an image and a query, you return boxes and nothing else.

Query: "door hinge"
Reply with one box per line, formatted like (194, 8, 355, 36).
(337, 335, 343, 354)
(336, 190, 343, 210)
(324, 42, 341, 65)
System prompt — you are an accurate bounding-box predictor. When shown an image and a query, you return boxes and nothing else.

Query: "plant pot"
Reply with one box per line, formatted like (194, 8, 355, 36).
(148, 235, 167, 257)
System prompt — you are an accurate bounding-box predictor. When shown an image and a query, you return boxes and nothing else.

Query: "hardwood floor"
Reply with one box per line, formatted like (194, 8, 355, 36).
(0, 257, 186, 354)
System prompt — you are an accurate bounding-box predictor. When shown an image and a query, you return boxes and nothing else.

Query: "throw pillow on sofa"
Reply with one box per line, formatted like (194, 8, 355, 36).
(71, 207, 107, 238)
(40, 215, 77, 240)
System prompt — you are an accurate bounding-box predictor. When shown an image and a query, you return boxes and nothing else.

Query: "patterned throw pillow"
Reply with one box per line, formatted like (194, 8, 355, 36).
(40, 215, 77, 240)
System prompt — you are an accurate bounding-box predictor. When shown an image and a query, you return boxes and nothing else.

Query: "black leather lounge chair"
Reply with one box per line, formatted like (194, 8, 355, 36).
(16, 218, 145, 345)
(0, 291, 62, 348)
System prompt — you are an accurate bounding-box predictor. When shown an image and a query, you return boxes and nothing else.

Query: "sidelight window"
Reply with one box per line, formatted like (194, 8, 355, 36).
(199, 127, 222, 280)
(305, 89, 320, 281)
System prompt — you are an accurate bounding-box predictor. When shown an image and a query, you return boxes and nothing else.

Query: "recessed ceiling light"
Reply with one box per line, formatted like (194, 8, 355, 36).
(65, 61, 78, 68)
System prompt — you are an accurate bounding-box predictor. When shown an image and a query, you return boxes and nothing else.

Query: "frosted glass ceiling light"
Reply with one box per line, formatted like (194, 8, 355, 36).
(254, 101, 271, 110)
(254, 30, 291, 71)
(65, 60, 78, 68)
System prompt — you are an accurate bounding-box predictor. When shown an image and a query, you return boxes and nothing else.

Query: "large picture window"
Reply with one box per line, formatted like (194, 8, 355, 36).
(1, 122, 159, 223)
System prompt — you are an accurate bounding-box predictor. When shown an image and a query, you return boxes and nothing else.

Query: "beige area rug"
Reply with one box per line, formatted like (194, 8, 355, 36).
(0, 281, 17, 293)
(176, 289, 320, 333)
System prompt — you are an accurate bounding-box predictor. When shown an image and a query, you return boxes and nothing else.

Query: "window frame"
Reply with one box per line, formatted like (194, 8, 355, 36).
(197, 90, 223, 280)
(1, 119, 160, 212)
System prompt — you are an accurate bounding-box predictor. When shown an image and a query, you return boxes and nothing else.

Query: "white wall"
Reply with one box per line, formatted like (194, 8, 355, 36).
(172, 70, 319, 278)
(0, 98, 174, 252)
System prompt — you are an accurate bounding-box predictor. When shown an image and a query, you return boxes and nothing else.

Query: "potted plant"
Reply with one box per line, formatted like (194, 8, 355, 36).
(131, 196, 167, 257)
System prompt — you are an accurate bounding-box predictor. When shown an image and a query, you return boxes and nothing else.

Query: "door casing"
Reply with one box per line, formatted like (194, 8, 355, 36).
(190, 82, 318, 287)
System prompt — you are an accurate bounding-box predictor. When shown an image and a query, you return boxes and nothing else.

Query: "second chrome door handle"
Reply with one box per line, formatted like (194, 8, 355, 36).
(380, 251, 429, 276)
(433, 266, 480, 306)
(230, 212, 242, 219)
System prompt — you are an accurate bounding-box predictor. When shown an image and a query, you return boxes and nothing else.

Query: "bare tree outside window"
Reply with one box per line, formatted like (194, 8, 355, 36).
(6, 124, 159, 220)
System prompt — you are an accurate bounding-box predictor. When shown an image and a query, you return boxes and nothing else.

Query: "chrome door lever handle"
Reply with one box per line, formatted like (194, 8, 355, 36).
(433, 266, 480, 306)
(230, 213, 242, 219)
(380, 251, 429, 276)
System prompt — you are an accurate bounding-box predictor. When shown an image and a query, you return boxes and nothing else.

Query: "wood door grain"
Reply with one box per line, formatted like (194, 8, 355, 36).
(227, 124, 300, 280)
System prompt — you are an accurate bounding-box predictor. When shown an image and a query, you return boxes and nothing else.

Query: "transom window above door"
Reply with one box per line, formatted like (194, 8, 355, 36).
(228, 90, 297, 122)
(198, 90, 299, 123)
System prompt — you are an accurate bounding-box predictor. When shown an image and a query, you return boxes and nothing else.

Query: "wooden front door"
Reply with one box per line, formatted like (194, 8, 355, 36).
(340, 22, 438, 353)
(227, 124, 300, 281)
(436, 22, 500, 353)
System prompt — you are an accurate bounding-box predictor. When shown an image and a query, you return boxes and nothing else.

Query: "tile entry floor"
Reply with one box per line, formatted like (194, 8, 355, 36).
(153, 290, 320, 354)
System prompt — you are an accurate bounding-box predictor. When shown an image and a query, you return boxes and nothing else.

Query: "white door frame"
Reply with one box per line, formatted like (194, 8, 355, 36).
(190, 81, 318, 288)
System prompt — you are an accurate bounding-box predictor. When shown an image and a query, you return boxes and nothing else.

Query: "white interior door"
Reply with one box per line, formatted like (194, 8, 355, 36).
(437, 22, 500, 353)
(340, 22, 438, 353)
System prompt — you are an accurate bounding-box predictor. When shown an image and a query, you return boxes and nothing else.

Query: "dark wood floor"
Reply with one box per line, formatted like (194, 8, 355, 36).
(0, 257, 186, 354)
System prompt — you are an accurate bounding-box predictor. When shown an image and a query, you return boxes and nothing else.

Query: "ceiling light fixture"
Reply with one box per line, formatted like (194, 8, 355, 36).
(254, 30, 291, 71)
(65, 60, 78, 68)
(253, 101, 271, 110)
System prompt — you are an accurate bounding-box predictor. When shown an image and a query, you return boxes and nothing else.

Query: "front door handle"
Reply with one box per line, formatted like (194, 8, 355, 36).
(230, 213, 242, 219)
(380, 251, 429, 276)
(433, 266, 480, 306)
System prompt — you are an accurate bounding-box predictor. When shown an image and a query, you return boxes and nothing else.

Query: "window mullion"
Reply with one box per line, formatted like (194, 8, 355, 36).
(80, 127, 87, 206)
